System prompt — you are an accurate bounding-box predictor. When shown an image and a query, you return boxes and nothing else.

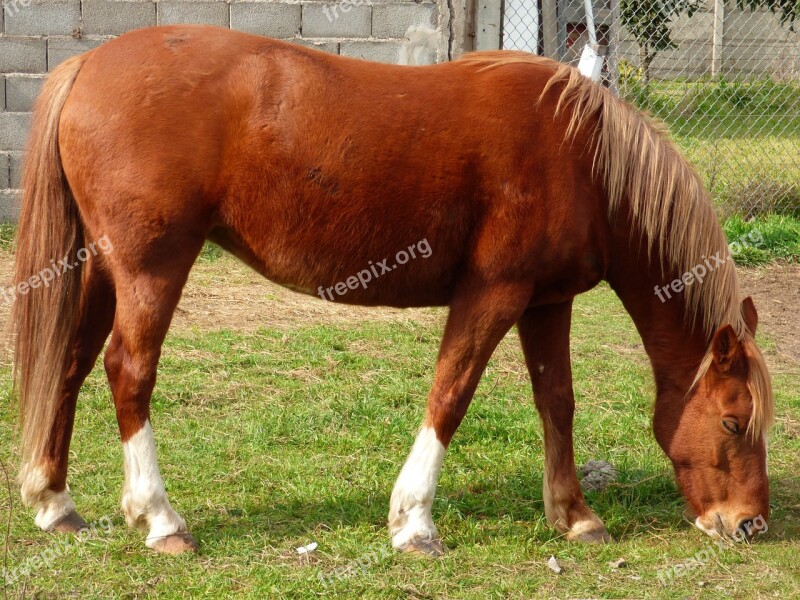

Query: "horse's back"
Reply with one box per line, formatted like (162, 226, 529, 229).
(57, 26, 604, 307)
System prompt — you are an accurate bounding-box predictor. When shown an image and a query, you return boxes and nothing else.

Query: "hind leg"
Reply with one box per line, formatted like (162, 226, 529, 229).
(20, 260, 116, 533)
(518, 302, 610, 542)
(103, 239, 202, 554)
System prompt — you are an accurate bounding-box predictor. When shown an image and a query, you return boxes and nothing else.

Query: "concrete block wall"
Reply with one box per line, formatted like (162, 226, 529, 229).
(1, 0, 458, 220)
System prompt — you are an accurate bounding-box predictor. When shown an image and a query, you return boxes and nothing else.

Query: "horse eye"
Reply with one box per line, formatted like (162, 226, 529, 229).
(722, 419, 741, 435)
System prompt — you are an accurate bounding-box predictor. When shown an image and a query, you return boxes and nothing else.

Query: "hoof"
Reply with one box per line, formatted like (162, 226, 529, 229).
(567, 524, 612, 544)
(149, 532, 198, 555)
(398, 536, 445, 557)
(47, 510, 89, 534)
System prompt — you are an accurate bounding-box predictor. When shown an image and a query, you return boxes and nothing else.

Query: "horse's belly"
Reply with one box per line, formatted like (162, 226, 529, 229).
(209, 206, 465, 308)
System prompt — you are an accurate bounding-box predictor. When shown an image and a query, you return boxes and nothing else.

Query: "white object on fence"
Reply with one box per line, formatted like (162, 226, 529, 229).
(578, 0, 604, 82)
(578, 45, 604, 82)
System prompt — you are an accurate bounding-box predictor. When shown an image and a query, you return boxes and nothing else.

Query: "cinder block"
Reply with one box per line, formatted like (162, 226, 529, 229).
(0, 113, 31, 152)
(0, 154, 10, 189)
(340, 41, 402, 64)
(290, 39, 339, 54)
(158, 1, 230, 27)
(5, 75, 45, 112)
(651, 42, 711, 78)
(230, 2, 301, 38)
(9, 152, 25, 189)
(47, 37, 108, 69)
(4, 1, 81, 36)
(372, 4, 436, 39)
(0, 37, 48, 74)
(0, 190, 21, 222)
(725, 9, 788, 42)
(302, 4, 371, 38)
(669, 10, 713, 42)
(82, 1, 157, 36)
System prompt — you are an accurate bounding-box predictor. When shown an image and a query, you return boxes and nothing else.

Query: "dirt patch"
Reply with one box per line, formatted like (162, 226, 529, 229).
(737, 262, 800, 366)
(173, 256, 445, 332)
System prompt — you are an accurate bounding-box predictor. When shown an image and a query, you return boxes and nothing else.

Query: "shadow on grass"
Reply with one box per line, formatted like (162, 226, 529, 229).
(183, 469, 800, 547)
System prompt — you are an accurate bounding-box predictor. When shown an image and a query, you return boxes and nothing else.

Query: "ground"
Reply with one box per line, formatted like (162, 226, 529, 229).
(0, 249, 798, 599)
(172, 254, 800, 353)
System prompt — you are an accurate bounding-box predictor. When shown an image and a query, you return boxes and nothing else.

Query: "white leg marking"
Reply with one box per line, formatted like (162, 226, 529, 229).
(541, 470, 563, 530)
(541, 431, 568, 531)
(541, 434, 607, 540)
(121, 421, 187, 548)
(19, 464, 78, 531)
(388, 426, 446, 549)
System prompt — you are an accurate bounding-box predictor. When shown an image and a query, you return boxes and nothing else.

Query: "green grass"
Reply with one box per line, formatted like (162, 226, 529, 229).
(725, 213, 800, 265)
(0, 224, 15, 252)
(1, 283, 798, 598)
(198, 241, 225, 263)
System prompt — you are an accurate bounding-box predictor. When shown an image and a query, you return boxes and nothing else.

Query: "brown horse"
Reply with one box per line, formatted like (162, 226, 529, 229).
(11, 25, 774, 555)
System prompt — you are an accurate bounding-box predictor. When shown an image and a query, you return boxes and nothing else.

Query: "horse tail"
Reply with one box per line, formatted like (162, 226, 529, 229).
(12, 52, 92, 501)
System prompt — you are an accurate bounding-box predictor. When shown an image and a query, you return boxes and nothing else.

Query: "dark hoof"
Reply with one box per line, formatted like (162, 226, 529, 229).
(568, 524, 612, 544)
(398, 536, 445, 557)
(48, 510, 89, 534)
(149, 532, 198, 555)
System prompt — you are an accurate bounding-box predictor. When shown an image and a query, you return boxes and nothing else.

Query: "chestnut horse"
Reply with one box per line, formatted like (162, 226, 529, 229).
(12, 26, 774, 555)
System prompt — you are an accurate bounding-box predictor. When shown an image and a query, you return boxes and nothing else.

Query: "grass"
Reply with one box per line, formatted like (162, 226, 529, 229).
(0, 278, 798, 599)
(198, 241, 225, 263)
(725, 213, 800, 265)
(0, 224, 15, 252)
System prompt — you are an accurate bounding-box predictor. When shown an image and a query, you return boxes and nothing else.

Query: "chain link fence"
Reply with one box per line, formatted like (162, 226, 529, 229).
(501, 0, 800, 218)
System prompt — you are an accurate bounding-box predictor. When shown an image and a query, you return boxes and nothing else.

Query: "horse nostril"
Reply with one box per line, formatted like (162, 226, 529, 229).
(735, 519, 756, 540)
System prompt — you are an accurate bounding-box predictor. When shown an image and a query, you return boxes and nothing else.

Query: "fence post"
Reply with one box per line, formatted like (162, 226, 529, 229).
(475, 0, 503, 50)
(608, 0, 621, 94)
(542, 0, 558, 59)
(712, 0, 725, 77)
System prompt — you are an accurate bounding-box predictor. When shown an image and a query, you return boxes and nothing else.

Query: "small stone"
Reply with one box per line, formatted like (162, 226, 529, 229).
(609, 557, 627, 568)
(547, 555, 563, 574)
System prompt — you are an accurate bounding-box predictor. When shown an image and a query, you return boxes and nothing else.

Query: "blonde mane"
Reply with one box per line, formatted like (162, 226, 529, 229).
(459, 51, 774, 437)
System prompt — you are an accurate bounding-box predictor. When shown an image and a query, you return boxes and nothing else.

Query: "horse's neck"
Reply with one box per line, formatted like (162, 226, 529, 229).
(606, 237, 709, 397)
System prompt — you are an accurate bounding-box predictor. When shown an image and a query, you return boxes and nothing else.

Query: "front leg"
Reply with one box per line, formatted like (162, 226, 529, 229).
(389, 281, 532, 555)
(518, 301, 611, 543)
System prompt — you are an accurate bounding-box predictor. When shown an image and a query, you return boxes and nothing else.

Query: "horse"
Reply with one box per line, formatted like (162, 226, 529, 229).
(11, 25, 774, 555)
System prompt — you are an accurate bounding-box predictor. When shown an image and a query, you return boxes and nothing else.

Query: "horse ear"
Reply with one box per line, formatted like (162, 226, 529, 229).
(712, 325, 742, 373)
(742, 296, 758, 336)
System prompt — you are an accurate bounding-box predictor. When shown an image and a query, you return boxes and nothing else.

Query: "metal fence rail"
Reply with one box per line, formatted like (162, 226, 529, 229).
(498, 0, 800, 217)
